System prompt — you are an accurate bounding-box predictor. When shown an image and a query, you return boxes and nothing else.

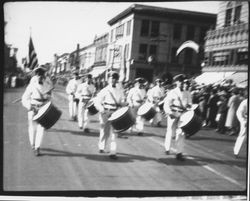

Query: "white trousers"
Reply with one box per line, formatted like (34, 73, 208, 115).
(68, 95, 78, 118)
(130, 106, 144, 132)
(28, 111, 45, 149)
(78, 100, 89, 128)
(233, 122, 247, 155)
(164, 116, 185, 154)
(98, 111, 117, 155)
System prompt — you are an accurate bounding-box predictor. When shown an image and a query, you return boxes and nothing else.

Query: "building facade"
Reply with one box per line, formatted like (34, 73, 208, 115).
(107, 4, 216, 82)
(202, 1, 248, 86)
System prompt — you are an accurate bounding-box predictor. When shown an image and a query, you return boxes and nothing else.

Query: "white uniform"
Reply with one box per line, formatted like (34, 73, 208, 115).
(21, 75, 53, 150)
(75, 82, 96, 129)
(233, 99, 248, 156)
(127, 86, 146, 132)
(147, 85, 165, 125)
(66, 78, 80, 119)
(94, 83, 125, 155)
(163, 87, 192, 154)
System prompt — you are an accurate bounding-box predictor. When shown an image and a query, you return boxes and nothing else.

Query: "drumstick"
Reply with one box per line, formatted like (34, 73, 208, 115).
(11, 97, 22, 103)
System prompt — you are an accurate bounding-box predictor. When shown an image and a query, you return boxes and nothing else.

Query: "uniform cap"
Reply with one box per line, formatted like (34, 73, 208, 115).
(109, 71, 119, 80)
(173, 74, 186, 82)
(32, 65, 47, 73)
(135, 77, 145, 84)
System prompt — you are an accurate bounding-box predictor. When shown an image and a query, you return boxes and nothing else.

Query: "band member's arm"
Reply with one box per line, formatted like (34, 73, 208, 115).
(94, 89, 106, 113)
(126, 89, 134, 107)
(66, 80, 75, 95)
(21, 84, 33, 111)
(163, 92, 174, 115)
(236, 99, 247, 126)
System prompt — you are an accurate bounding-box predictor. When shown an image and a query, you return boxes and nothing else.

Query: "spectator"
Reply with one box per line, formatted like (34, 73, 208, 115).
(215, 93, 228, 134)
(205, 88, 219, 128)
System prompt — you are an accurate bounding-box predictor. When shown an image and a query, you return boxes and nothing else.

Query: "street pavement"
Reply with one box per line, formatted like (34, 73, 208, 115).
(2, 85, 248, 195)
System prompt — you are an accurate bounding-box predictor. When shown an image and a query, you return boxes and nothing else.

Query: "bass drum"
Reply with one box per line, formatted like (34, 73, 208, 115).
(178, 110, 202, 137)
(108, 107, 135, 133)
(137, 102, 156, 121)
(87, 100, 99, 115)
(33, 101, 62, 129)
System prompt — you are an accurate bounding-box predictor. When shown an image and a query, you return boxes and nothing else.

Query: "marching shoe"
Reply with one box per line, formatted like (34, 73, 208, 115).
(137, 132, 143, 136)
(79, 126, 83, 130)
(34, 148, 40, 156)
(157, 122, 162, 127)
(234, 154, 239, 159)
(109, 154, 118, 160)
(176, 153, 185, 161)
(84, 128, 90, 133)
(99, 149, 105, 153)
(165, 151, 170, 155)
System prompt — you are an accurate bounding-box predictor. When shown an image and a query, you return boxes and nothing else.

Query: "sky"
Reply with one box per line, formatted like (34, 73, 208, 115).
(4, 1, 220, 65)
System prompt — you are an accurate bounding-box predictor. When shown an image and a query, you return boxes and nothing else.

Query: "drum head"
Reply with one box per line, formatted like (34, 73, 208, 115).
(190, 104, 198, 111)
(109, 107, 129, 121)
(179, 110, 194, 127)
(137, 103, 154, 116)
(33, 102, 51, 120)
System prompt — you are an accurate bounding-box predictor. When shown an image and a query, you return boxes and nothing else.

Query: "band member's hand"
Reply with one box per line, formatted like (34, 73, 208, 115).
(99, 107, 105, 113)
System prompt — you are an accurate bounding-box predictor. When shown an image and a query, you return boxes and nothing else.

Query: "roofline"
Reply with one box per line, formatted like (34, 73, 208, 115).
(108, 4, 216, 25)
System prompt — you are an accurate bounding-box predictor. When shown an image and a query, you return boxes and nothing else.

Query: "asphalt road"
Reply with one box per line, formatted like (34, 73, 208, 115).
(2, 85, 248, 195)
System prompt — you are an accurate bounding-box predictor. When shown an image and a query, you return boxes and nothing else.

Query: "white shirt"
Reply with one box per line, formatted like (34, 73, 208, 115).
(163, 87, 192, 115)
(127, 86, 146, 107)
(76, 82, 96, 100)
(22, 75, 53, 110)
(95, 84, 125, 111)
(236, 99, 248, 125)
(66, 78, 80, 95)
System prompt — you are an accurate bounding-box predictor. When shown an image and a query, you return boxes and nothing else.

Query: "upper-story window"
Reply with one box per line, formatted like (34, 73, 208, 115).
(199, 27, 207, 43)
(186, 25, 195, 40)
(110, 30, 114, 42)
(116, 24, 124, 39)
(184, 49, 193, 64)
(173, 23, 182, 40)
(140, 20, 150, 36)
(126, 20, 131, 36)
(225, 2, 233, 27)
(171, 47, 179, 64)
(139, 44, 148, 60)
(151, 21, 160, 37)
(234, 5, 242, 24)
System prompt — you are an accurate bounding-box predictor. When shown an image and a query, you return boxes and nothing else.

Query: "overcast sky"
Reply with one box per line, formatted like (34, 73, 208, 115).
(4, 1, 220, 65)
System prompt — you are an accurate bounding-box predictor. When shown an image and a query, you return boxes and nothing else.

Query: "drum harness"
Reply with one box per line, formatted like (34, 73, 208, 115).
(31, 87, 51, 115)
(103, 90, 121, 114)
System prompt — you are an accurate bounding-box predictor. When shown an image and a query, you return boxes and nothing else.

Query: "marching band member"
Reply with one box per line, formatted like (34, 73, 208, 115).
(66, 72, 80, 121)
(163, 74, 192, 161)
(127, 77, 147, 136)
(233, 89, 248, 158)
(76, 74, 96, 132)
(94, 72, 126, 160)
(21, 66, 53, 156)
(147, 78, 165, 127)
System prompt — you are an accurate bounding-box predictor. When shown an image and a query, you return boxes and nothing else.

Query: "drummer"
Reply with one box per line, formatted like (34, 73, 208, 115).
(127, 77, 147, 136)
(66, 71, 81, 121)
(147, 78, 165, 127)
(21, 65, 53, 156)
(75, 74, 96, 132)
(94, 72, 126, 160)
(163, 74, 192, 161)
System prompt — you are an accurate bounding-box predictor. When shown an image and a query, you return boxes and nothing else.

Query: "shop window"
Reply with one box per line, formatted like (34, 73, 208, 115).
(171, 47, 178, 63)
(140, 20, 150, 36)
(184, 49, 193, 64)
(149, 45, 157, 58)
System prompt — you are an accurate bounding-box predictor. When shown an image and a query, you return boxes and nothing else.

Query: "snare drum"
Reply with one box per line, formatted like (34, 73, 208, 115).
(33, 101, 62, 129)
(178, 110, 202, 136)
(137, 102, 156, 121)
(108, 107, 135, 133)
(189, 104, 201, 116)
(87, 100, 99, 115)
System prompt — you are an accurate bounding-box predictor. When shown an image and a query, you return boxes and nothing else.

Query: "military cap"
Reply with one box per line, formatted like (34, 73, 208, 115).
(109, 71, 119, 80)
(173, 74, 186, 82)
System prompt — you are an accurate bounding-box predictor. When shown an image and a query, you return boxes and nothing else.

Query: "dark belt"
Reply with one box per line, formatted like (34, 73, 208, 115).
(34, 98, 48, 102)
(104, 108, 117, 111)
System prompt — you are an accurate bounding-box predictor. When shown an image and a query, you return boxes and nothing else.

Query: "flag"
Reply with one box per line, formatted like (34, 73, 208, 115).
(176, 40, 199, 56)
(28, 37, 38, 70)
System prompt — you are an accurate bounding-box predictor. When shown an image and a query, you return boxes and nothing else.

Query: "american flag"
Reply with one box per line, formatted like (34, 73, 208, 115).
(28, 37, 38, 70)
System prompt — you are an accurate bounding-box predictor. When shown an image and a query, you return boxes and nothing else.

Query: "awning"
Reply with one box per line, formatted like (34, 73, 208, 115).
(223, 72, 248, 87)
(89, 66, 107, 78)
(195, 72, 234, 85)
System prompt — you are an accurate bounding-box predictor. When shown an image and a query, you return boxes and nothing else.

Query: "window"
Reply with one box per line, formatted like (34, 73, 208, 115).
(140, 20, 150, 36)
(171, 47, 178, 63)
(199, 27, 207, 43)
(151, 21, 160, 37)
(234, 5, 242, 24)
(149, 45, 157, 58)
(184, 49, 193, 64)
(173, 24, 182, 40)
(186, 25, 195, 40)
(139, 44, 148, 60)
(110, 30, 113, 42)
(116, 24, 124, 39)
(124, 43, 129, 59)
(126, 20, 131, 36)
(225, 8, 232, 27)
